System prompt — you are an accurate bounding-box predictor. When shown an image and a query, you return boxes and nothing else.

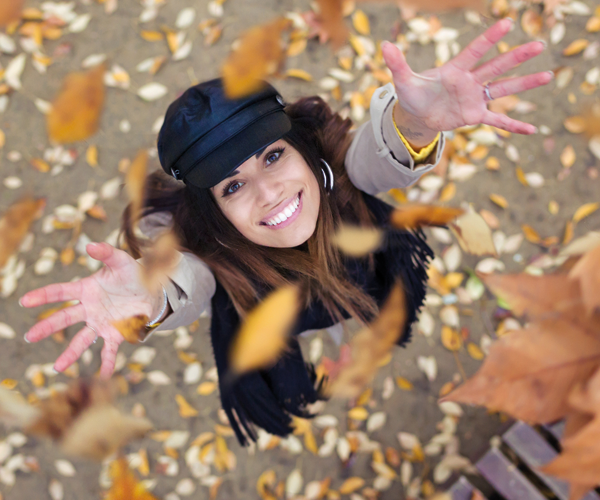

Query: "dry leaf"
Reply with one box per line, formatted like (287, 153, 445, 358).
(0, 197, 46, 269)
(229, 285, 301, 375)
(125, 150, 149, 225)
(111, 315, 150, 344)
(175, 394, 198, 418)
(569, 244, 600, 316)
(328, 281, 407, 397)
(105, 456, 159, 500)
(390, 205, 464, 229)
(560, 144, 576, 169)
(450, 210, 498, 257)
(332, 224, 384, 257)
(315, 0, 348, 49)
(521, 224, 541, 244)
(521, 9, 543, 37)
(0, 0, 24, 26)
(441, 326, 462, 351)
(562, 39, 589, 56)
(564, 116, 586, 134)
(572, 203, 599, 224)
(489, 194, 508, 209)
(221, 18, 291, 99)
(352, 10, 370, 35)
(47, 64, 106, 144)
(139, 231, 180, 293)
(339, 477, 365, 494)
(0, 386, 41, 427)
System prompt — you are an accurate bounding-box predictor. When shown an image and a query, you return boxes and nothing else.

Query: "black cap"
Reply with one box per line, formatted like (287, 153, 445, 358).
(157, 79, 291, 189)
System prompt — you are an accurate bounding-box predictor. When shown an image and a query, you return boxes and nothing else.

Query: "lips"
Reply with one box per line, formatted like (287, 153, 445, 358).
(260, 191, 302, 226)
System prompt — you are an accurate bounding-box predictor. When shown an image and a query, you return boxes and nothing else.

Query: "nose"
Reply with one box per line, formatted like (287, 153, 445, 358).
(255, 176, 284, 209)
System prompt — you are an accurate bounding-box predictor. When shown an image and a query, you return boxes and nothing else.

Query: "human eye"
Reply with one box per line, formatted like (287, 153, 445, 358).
(222, 180, 243, 197)
(265, 147, 285, 166)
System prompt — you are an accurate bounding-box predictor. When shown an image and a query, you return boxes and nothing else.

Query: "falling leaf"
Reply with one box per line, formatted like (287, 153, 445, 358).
(450, 210, 498, 256)
(221, 17, 292, 99)
(47, 64, 106, 144)
(332, 224, 384, 256)
(111, 315, 150, 344)
(563, 39, 589, 56)
(328, 281, 407, 397)
(125, 150, 148, 225)
(352, 10, 370, 35)
(0, 0, 24, 26)
(105, 456, 159, 500)
(390, 205, 464, 229)
(572, 203, 599, 224)
(0, 386, 41, 428)
(0, 197, 45, 269)
(315, 0, 348, 49)
(139, 231, 180, 293)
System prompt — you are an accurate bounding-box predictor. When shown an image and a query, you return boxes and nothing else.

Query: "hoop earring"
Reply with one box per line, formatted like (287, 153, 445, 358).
(320, 159, 334, 193)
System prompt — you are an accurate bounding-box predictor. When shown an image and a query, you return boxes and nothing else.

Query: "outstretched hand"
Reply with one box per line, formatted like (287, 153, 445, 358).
(382, 18, 553, 135)
(20, 243, 160, 378)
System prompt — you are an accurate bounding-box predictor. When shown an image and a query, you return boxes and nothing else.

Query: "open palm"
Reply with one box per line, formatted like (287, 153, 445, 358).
(21, 243, 158, 378)
(382, 18, 553, 135)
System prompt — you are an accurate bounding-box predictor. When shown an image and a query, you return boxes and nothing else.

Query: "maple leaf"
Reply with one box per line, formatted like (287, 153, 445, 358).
(46, 64, 106, 144)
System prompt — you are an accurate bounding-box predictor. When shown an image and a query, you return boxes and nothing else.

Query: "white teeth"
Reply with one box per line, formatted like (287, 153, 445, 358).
(284, 208, 292, 218)
(274, 216, 281, 224)
(265, 193, 301, 226)
(279, 213, 288, 222)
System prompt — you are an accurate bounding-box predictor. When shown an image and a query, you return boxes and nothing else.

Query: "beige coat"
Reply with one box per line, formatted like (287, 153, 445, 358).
(138, 83, 446, 339)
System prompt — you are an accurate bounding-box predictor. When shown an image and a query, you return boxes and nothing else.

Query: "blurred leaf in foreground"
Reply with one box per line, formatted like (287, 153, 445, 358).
(0, 197, 46, 269)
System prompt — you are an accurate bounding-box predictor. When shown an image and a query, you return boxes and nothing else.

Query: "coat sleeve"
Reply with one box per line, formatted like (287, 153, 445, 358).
(344, 82, 446, 196)
(137, 211, 216, 335)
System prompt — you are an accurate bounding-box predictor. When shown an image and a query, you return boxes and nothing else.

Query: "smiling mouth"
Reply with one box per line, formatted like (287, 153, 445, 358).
(259, 191, 302, 227)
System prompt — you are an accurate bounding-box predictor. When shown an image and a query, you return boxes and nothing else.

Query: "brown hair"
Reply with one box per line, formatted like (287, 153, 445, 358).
(123, 96, 379, 327)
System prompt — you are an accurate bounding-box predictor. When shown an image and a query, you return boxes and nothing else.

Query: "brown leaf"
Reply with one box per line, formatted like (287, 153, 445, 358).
(221, 18, 292, 99)
(316, 0, 348, 49)
(0, 197, 46, 269)
(61, 406, 153, 460)
(125, 150, 149, 225)
(327, 281, 407, 398)
(0, 0, 24, 26)
(229, 285, 301, 375)
(450, 210, 498, 256)
(390, 204, 464, 229)
(47, 64, 106, 144)
(569, 244, 600, 316)
(0, 386, 41, 428)
(521, 9, 543, 37)
(139, 231, 180, 293)
(521, 224, 541, 244)
(111, 315, 150, 344)
(562, 39, 589, 56)
(105, 456, 159, 500)
(563, 116, 586, 134)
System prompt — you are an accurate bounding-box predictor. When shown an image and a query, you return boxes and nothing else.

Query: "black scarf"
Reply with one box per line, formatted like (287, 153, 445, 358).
(209, 192, 433, 445)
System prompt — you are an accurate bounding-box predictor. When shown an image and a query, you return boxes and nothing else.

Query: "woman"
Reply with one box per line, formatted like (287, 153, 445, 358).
(21, 19, 552, 444)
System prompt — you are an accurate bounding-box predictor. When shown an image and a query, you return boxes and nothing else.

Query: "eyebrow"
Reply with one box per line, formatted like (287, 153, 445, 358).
(218, 144, 274, 187)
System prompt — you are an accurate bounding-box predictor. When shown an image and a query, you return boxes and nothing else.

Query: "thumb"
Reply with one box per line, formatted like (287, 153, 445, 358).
(86, 242, 132, 271)
(381, 41, 413, 82)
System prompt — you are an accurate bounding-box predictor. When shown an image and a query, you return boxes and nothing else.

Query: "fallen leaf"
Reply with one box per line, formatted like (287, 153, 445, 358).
(521, 9, 543, 37)
(0, 197, 46, 269)
(221, 17, 292, 99)
(339, 477, 365, 494)
(47, 64, 106, 144)
(105, 456, 159, 500)
(569, 244, 600, 316)
(0, 0, 24, 26)
(315, 0, 348, 49)
(450, 210, 498, 256)
(352, 10, 370, 35)
(489, 194, 508, 209)
(562, 39, 589, 56)
(521, 224, 541, 244)
(139, 231, 180, 293)
(390, 205, 464, 229)
(560, 145, 576, 168)
(572, 203, 599, 224)
(175, 394, 198, 418)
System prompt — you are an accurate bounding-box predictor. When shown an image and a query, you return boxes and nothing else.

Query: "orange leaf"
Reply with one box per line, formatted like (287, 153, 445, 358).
(47, 64, 106, 144)
(515, 166, 528, 186)
(175, 394, 198, 418)
(562, 39, 589, 56)
(521, 224, 541, 244)
(221, 18, 292, 99)
(0, 197, 46, 268)
(111, 315, 150, 344)
(572, 203, 599, 224)
(106, 456, 159, 500)
(0, 0, 24, 26)
(569, 244, 600, 316)
(125, 150, 149, 224)
(316, 0, 348, 49)
(139, 231, 180, 294)
(390, 204, 464, 229)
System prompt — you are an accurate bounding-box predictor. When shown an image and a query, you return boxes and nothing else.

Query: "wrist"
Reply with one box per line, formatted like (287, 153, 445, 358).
(392, 102, 439, 149)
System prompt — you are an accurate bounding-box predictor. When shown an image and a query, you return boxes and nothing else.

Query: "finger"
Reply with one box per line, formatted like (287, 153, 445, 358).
(451, 18, 513, 72)
(481, 110, 537, 135)
(54, 325, 97, 372)
(473, 40, 546, 84)
(20, 280, 82, 308)
(99, 335, 122, 379)
(25, 303, 86, 343)
(381, 40, 413, 82)
(487, 71, 554, 99)
(86, 242, 132, 272)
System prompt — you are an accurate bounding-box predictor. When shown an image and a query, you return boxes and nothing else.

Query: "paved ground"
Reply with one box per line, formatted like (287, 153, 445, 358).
(0, 0, 599, 499)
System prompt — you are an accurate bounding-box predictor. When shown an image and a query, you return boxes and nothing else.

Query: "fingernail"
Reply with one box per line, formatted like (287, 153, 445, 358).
(24, 333, 31, 343)
(546, 70, 555, 79)
(506, 17, 515, 24)
(533, 126, 539, 134)
(52, 368, 59, 374)
(536, 39, 547, 49)
(18, 297, 24, 307)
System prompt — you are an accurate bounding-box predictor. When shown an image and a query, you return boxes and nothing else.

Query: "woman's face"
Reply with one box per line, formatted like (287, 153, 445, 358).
(211, 139, 321, 248)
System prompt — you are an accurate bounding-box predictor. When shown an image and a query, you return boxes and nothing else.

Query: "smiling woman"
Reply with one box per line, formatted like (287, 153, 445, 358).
(20, 19, 554, 445)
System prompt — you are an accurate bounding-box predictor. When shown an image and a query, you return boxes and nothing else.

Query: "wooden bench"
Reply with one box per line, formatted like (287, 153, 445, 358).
(448, 422, 600, 500)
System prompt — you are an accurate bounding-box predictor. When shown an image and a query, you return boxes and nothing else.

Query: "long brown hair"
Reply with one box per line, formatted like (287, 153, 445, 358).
(123, 96, 380, 327)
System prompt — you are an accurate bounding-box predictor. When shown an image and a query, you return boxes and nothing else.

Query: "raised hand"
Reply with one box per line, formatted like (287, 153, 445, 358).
(20, 243, 163, 378)
(381, 18, 553, 137)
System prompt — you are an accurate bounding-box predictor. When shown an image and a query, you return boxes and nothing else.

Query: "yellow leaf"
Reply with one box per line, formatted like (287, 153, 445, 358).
(229, 285, 301, 375)
(348, 407, 369, 420)
(388, 188, 407, 204)
(304, 428, 318, 454)
(140, 30, 164, 41)
(521, 9, 543, 37)
(586, 16, 600, 32)
(549, 200, 559, 215)
(441, 326, 462, 351)
(391, 205, 464, 229)
(339, 477, 365, 494)
(256, 469, 277, 498)
(125, 150, 149, 225)
(352, 9, 370, 35)
(0, 0, 24, 26)
(175, 394, 198, 418)
(105, 457, 159, 500)
(30, 158, 50, 172)
(467, 342, 484, 360)
(489, 194, 508, 209)
(86, 145, 98, 167)
(485, 156, 500, 170)
(444, 272, 464, 290)
(284, 68, 313, 81)
(139, 231, 180, 294)
(564, 116, 586, 133)
(450, 210, 498, 256)
(316, 0, 349, 49)
(286, 38, 307, 57)
(439, 381, 455, 397)
(332, 224, 384, 257)
(47, 64, 105, 144)
(1, 379, 18, 390)
(204, 25, 223, 47)
(356, 388, 372, 407)
(221, 18, 291, 99)
(396, 377, 413, 391)
(562, 39, 589, 56)
(0, 197, 46, 269)
(563, 220, 574, 245)
(197, 382, 217, 395)
(469, 144, 488, 160)
(60, 247, 75, 266)
(439, 182, 456, 202)
(111, 315, 150, 344)
(560, 144, 576, 169)
(521, 224, 541, 244)
(573, 203, 599, 223)
(515, 166, 528, 186)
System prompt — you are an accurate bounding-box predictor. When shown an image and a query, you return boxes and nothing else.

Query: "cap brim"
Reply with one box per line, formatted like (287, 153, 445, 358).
(184, 111, 292, 189)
